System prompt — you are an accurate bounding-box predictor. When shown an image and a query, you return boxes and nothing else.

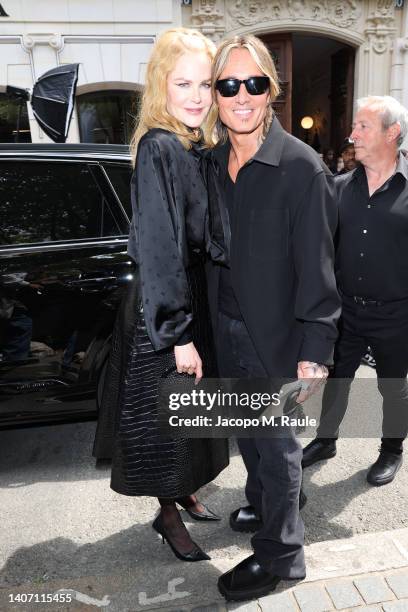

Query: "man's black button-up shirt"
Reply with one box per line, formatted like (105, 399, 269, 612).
(335, 154, 408, 301)
(207, 117, 340, 375)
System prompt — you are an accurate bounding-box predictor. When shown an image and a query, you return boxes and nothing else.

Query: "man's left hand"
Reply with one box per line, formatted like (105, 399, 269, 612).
(296, 360, 328, 403)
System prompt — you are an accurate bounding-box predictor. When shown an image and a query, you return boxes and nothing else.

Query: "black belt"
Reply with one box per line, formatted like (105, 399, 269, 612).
(351, 296, 384, 307)
(342, 292, 408, 307)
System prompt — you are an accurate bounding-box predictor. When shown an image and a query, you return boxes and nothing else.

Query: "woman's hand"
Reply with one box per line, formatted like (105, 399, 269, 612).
(174, 343, 203, 383)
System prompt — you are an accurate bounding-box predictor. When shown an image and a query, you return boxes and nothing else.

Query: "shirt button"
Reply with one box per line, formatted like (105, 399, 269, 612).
(363, 229, 367, 234)
(360, 252, 364, 257)
(367, 204, 371, 208)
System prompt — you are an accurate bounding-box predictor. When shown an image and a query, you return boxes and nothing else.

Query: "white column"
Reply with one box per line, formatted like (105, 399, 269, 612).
(21, 34, 62, 143)
(392, 4, 408, 110)
(390, 37, 408, 106)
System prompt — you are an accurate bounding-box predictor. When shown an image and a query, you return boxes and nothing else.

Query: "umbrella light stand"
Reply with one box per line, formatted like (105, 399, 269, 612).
(6, 63, 79, 143)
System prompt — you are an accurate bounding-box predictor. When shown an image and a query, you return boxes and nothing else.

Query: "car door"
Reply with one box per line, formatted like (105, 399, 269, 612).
(0, 156, 133, 425)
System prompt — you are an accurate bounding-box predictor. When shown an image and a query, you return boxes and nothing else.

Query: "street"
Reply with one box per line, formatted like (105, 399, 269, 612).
(0, 365, 407, 611)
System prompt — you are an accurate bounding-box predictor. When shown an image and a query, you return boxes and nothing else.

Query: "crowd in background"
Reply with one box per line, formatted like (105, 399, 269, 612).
(323, 138, 407, 177)
(323, 139, 358, 175)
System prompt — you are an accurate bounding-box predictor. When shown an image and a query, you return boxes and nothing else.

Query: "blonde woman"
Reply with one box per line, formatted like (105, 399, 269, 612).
(93, 28, 229, 562)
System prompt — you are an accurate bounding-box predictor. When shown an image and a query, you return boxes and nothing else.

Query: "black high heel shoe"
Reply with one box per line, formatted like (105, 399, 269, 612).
(152, 515, 210, 562)
(175, 498, 221, 522)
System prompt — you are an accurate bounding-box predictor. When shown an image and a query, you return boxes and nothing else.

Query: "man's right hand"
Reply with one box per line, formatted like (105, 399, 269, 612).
(296, 360, 328, 403)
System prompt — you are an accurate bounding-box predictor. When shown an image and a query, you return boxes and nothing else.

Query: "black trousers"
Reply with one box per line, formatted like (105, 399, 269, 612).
(317, 295, 408, 453)
(216, 312, 305, 579)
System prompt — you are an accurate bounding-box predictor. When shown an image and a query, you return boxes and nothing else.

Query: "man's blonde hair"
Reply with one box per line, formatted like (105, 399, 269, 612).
(130, 27, 216, 164)
(204, 34, 280, 147)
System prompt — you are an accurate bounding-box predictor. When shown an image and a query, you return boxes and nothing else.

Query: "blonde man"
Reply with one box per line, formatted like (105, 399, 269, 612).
(206, 34, 340, 601)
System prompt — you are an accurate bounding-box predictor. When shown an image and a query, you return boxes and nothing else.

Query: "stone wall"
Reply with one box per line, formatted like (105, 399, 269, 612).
(183, 0, 407, 109)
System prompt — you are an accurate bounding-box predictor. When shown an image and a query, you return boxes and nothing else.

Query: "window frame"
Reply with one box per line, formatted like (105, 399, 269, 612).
(77, 89, 141, 145)
(0, 93, 32, 144)
(0, 157, 130, 249)
(100, 161, 133, 223)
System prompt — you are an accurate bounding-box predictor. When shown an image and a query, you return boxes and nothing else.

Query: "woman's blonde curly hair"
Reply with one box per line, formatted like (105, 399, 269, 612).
(130, 27, 216, 165)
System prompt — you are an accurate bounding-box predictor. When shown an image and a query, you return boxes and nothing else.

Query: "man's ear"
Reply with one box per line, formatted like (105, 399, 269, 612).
(388, 122, 401, 143)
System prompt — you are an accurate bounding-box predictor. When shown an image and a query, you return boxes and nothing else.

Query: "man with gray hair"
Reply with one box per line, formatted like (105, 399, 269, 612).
(303, 96, 408, 486)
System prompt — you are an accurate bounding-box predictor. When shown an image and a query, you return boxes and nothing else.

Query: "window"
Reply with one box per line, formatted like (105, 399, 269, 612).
(77, 90, 141, 145)
(0, 94, 31, 143)
(103, 163, 133, 219)
(0, 162, 126, 245)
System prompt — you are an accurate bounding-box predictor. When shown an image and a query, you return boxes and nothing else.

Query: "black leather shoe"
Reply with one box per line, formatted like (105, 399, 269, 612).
(367, 451, 403, 486)
(302, 439, 337, 468)
(218, 554, 281, 601)
(231, 490, 307, 534)
(229, 505, 262, 533)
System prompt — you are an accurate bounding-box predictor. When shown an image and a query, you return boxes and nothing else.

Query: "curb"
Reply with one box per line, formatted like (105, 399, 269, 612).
(1, 529, 408, 611)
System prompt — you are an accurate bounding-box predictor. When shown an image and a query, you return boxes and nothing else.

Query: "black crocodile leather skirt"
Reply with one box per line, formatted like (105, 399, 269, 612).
(93, 262, 229, 497)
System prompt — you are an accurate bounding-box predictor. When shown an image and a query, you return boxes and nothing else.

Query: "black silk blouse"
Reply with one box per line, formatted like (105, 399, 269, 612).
(127, 128, 227, 352)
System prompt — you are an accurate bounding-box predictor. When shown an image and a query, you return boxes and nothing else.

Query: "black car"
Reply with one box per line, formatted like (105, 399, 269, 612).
(0, 143, 133, 427)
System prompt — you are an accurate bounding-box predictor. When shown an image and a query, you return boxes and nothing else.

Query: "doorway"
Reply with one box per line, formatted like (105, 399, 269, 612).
(260, 32, 355, 157)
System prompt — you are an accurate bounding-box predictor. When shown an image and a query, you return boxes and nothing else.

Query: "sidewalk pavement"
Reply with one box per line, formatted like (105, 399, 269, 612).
(1, 527, 408, 611)
(1, 389, 407, 612)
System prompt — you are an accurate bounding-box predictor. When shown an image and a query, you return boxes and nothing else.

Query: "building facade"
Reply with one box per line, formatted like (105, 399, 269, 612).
(0, 0, 181, 143)
(183, 0, 408, 150)
(0, 0, 407, 147)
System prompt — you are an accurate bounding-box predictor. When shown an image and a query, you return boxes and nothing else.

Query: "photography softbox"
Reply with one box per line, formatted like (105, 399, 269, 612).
(6, 63, 79, 143)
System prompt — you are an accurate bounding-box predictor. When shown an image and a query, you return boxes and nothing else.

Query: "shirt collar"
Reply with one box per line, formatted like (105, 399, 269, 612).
(212, 138, 230, 178)
(212, 115, 286, 176)
(352, 163, 365, 184)
(396, 151, 408, 181)
(253, 115, 286, 166)
(353, 151, 408, 184)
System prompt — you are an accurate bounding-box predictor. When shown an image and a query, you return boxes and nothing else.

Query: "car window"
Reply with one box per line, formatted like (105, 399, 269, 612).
(0, 161, 125, 245)
(103, 163, 132, 220)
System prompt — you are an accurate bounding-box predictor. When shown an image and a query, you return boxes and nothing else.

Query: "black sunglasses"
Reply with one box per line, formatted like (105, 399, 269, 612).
(215, 76, 270, 97)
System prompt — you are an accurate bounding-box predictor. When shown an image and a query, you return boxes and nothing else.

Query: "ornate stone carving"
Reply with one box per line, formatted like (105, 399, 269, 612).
(366, 31, 390, 53)
(365, 1, 396, 54)
(309, 1, 328, 21)
(227, 0, 282, 27)
(326, 1, 360, 29)
(21, 33, 64, 52)
(288, 0, 359, 25)
(365, 22, 394, 53)
(191, 0, 222, 25)
(49, 34, 64, 52)
(226, 0, 360, 29)
(375, 0, 394, 17)
(191, 0, 224, 40)
(21, 34, 35, 51)
(287, 0, 308, 20)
